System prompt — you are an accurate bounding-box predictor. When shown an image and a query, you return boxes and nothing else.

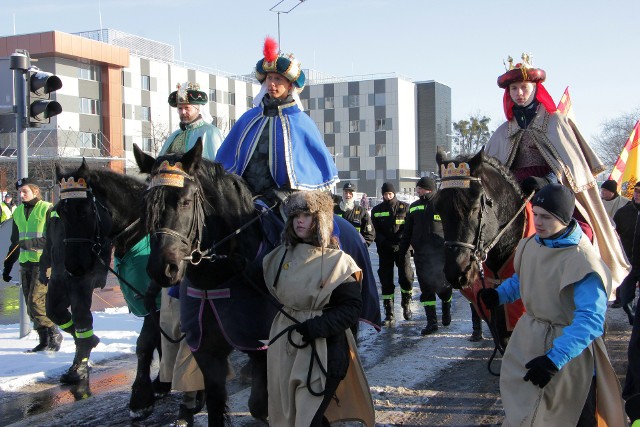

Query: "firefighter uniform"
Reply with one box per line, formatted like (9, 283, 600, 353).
(371, 182, 414, 326)
(334, 198, 375, 246)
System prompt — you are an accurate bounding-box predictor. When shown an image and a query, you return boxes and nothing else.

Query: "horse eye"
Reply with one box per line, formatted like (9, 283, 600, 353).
(179, 200, 192, 208)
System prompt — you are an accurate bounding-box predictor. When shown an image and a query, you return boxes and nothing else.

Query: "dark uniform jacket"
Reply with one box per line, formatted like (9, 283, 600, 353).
(613, 202, 640, 267)
(370, 197, 408, 251)
(399, 193, 443, 255)
(334, 202, 375, 246)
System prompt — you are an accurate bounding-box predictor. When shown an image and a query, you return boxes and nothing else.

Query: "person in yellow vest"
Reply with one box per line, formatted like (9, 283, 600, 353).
(2, 178, 62, 352)
(1, 193, 15, 222)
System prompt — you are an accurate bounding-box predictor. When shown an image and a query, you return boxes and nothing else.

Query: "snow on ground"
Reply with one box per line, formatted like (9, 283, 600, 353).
(0, 307, 142, 392)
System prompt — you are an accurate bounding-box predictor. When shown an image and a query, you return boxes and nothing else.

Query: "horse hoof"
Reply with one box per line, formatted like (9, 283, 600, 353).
(129, 405, 153, 421)
(152, 377, 172, 399)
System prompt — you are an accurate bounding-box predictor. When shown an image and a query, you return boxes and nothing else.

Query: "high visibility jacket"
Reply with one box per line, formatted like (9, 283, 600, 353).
(399, 193, 444, 255)
(0, 202, 12, 222)
(334, 203, 375, 246)
(370, 198, 408, 249)
(13, 200, 52, 263)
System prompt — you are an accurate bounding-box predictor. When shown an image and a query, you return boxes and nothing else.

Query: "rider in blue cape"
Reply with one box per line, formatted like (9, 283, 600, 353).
(215, 37, 338, 206)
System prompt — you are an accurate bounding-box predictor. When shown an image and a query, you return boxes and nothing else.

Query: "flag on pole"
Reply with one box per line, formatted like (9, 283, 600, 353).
(556, 86, 577, 123)
(609, 120, 640, 199)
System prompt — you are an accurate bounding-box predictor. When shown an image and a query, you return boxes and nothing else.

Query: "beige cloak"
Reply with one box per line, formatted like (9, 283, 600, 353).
(486, 109, 629, 284)
(500, 235, 626, 427)
(264, 244, 375, 427)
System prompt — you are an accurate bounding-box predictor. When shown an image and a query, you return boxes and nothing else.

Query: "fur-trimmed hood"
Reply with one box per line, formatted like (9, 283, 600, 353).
(284, 190, 334, 247)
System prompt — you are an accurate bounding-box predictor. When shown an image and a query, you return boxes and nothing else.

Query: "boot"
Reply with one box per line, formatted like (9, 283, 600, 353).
(382, 299, 396, 327)
(60, 335, 100, 384)
(401, 293, 413, 320)
(469, 304, 483, 342)
(421, 305, 438, 335)
(27, 328, 49, 352)
(441, 300, 452, 326)
(46, 326, 63, 351)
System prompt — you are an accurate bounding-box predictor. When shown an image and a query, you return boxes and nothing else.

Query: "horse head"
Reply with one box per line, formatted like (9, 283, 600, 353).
(134, 139, 205, 286)
(435, 148, 525, 289)
(55, 159, 113, 277)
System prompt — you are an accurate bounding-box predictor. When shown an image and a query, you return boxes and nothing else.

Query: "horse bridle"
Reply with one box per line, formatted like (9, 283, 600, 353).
(59, 186, 111, 257)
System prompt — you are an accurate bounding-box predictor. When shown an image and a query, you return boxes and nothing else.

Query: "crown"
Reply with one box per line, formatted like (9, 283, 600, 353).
(177, 82, 200, 91)
(59, 177, 89, 199)
(440, 162, 476, 189)
(149, 161, 189, 189)
(504, 53, 533, 71)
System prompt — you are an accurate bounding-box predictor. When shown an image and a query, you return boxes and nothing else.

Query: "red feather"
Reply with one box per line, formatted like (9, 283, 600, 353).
(263, 36, 278, 62)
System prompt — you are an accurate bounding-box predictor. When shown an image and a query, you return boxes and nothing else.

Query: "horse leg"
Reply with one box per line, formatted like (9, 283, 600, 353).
(246, 350, 268, 421)
(191, 305, 232, 427)
(129, 313, 158, 420)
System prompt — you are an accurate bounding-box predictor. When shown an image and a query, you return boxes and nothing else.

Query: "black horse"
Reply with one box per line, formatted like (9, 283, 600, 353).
(134, 139, 381, 426)
(54, 161, 167, 420)
(434, 148, 529, 350)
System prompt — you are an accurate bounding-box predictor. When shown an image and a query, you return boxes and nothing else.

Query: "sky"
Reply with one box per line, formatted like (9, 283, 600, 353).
(1, 0, 640, 143)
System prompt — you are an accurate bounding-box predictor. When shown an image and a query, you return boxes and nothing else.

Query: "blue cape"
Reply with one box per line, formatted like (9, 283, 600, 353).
(215, 101, 338, 190)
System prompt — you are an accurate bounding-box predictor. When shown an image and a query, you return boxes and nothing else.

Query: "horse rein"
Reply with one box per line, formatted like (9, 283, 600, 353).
(59, 187, 110, 257)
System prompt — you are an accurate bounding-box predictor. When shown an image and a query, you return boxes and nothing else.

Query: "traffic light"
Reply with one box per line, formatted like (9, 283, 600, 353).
(26, 68, 62, 127)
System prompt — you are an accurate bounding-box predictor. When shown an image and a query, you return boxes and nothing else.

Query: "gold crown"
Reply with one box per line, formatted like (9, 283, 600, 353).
(149, 161, 187, 189)
(176, 82, 200, 91)
(60, 177, 88, 191)
(440, 162, 474, 189)
(505, 53, 533, 71)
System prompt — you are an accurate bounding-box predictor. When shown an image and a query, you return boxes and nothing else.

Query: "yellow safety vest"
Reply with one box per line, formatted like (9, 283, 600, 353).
(13, 201, 52, 263)
(0, 203, 12, 222)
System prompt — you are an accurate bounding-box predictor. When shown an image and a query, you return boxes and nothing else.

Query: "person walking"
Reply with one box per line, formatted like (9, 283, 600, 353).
(371, 182, 414, 326)
(2, 178, 62, 352)
(1, 193, 16, 222)
(334, 182, 375, 246)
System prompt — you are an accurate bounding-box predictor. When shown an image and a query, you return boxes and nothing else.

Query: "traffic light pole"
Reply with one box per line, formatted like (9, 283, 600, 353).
(10, 51, 31, 338)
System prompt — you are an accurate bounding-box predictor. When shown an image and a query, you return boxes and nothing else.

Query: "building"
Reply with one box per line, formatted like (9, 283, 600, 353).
(0, 29, 451, 197)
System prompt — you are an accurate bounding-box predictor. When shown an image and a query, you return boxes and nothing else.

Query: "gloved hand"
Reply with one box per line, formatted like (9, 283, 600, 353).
(523, 355, 558, 388)
(294, 321, 312, 342)
(144, 282, 161, 313)
(38, 273, 49, 285)
(521, 176, 549, 195)
(2, 270, 11, 283)
(391, 245, 400, 253)
(478, 288, 500, 309)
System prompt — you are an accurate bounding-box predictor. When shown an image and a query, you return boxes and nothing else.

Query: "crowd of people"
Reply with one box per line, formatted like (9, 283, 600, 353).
(1, 43, 639, 426)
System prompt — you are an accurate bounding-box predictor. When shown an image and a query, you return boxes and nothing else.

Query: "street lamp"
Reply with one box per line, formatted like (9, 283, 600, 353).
(269, 0, 308, 47)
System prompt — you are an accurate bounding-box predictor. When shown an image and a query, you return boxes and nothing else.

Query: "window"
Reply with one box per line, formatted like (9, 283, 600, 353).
(210, 89, 217, 103)
(229, 118, 236, 129)
(301, 98, 309, 110)
(141, 75, 150, 91)
(317, 98, 325, 109)
(141, 137, 152, 152)
(78, 65, 98, 81)
(246, 96, 253, 109)
(374, 93, 386, 106)
(349, 146, 359, 157)
(79, 132, 99, 149)
(349, 120, 360, 133)
(375, 144, 386, 156)
(325, 97, 334, 109)
(79, 98, 100, 115)
(348, 95, 359, 108)
(324, 122, 334, 133)
(227, 92, 236, 106)
(141, 106, 151, 122)
(375, 119, 389, 131)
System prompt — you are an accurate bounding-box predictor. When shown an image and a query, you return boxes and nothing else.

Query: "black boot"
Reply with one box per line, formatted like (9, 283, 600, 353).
(46, 326, 63, 351)
(60, 335, 100, 384)
(401, 293, 413, 320)
(469, 304, 483, 342)
(383, 299, 396, 327)
(27, 328, 49, 352)
(421, 305, 438, 335)
(441, 300, 452, 326)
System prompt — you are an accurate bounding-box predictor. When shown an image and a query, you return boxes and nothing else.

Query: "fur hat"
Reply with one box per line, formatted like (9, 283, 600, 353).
(531, 183, 575, 225)
(168, 82, 208, 107)
(284, 190, 334, 247)
(255, 37, 305, 92)
(600, 179, 619, 195)
(416, 177, 436, 191)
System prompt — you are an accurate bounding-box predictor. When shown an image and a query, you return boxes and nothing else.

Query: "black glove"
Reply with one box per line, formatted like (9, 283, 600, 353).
(478, 288, 500, 310)
(38, 273, 49, 285)
(144, 282, 161, 313)
(2, 270, 11, 283)
(523, 355, 558, 388)
(294, 321, 312, 342)
(521, 176, 549, 195)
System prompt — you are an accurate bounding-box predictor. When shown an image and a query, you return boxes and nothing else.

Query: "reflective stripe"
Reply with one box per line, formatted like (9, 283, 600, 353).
(374, 212, 390, 217)
(59, 319, 74, 330)
(421, 300, 437, 307)
(410, 205, 425, 213)
(381, 294, 394, 300)
(336, 213, 343, 217)
(354, 227, 361, 231)
(434, 214, 441, 221)
(76, 329, 95, 339)
(19, 231, 43, 238)
(395, 219, 405, 225)
(400, 289, 412, 295)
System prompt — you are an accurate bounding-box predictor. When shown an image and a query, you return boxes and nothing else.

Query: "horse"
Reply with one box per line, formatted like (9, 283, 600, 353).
(434, 148, 530, 352)
(133, 139, 381, 426)
(54, 161, 168, 420)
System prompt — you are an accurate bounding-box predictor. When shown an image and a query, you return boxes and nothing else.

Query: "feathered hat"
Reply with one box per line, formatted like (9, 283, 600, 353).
(497, 53, 546, 88)
(168, 82, 208, 107)
(284, 190, 334, 247)
(255, 37, 305, 92)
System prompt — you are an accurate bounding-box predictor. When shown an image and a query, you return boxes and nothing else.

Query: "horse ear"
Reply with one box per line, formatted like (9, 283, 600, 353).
(55, 163, 64, 182)
(468, 148, 485, 170)
(78, 158, 89, 176)
(133, 143, 156, 174)
(436, 147, 448, 166)
(181, 138, 203, 173)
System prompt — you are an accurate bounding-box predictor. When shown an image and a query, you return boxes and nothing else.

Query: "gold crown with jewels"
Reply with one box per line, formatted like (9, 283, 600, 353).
(440, 162, 473, 189)
(59, 177, 89, 199)
(149, 161, 188, 188)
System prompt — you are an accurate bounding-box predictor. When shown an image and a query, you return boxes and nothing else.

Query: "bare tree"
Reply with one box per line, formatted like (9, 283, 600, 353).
(592, 107, 640, 169)
(147, 119, 172, 155)
(451, 114, 493, 156)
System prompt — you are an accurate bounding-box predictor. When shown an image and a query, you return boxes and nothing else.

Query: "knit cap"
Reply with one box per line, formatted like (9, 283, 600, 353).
(416, 177, 436, 191)
(381, 182, 395, 194)
(531, 183, 575, 225)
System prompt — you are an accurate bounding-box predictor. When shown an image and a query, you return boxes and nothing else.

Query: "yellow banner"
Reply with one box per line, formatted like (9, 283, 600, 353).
(609, 120, 640, 199)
